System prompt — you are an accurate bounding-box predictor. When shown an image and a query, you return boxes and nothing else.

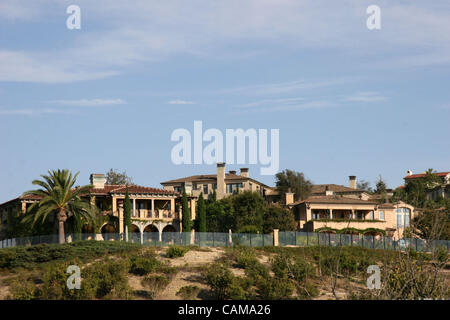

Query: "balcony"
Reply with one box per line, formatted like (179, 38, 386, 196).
(118, 209, 179, 221)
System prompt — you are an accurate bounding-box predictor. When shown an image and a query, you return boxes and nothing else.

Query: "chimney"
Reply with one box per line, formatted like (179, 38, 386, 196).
(349, 176, 357, 189)
(285, 191, 294, 205)
(240, 167, 249, 178)
(229, 170, 237, 175)
(90, 173, 106, 189)
(216, 163, 226, 199)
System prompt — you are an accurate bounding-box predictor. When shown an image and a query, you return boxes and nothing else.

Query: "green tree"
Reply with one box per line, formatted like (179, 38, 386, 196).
(232, 191, 265, 233)
(23, 169, 97, 244)
(275, 169, 312, 202)
(206, 197, 234, 232)
(105, 168, 133, 185)
(182, 188, 191, 232)
(123, 186, 132, 239)
(263, 205, 296, 233)
(357, 179, 373, 193)
(375, 175, 387, 194)
(393, 169, 443, 208)
(197, 193, 207, 232)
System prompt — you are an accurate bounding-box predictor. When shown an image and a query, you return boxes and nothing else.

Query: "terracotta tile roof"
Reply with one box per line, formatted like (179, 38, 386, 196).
(110, 185, 178, 195)
(161, 173, 274, 189)
(310, 184, 365, 194)
(404, 172, 450, 179)
(0, 184, 178, 207)
(292, 195, 378, 206)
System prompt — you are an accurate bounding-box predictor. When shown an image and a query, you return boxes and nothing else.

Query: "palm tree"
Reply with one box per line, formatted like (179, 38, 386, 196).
(23, 169, 98, 244)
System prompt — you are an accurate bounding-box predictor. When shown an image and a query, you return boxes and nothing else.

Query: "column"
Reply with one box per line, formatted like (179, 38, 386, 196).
(170, 198, 175, 215)
(329, 209, 333, 220)
(151, 199, 155, 218)
(273, 229, 279, 247)
(133, 198, 136, 217)
(306, 207, 312, 221)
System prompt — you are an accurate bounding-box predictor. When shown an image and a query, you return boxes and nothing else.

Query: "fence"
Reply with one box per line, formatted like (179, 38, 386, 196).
(1, 231, 449, 252)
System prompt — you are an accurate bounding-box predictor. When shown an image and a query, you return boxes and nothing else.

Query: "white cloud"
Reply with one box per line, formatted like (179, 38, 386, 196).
(48, 98, 127, 107)
(0, 108, 75, 116)
(1, 1, 450, 83)
(344, 92, 389, 103)
(168, 100, 195, 105)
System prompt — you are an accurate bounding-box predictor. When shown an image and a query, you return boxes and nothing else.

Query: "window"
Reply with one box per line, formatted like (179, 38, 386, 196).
(368, 211, 374, 220)
(174, 186, 182, 193)
(226, 183, 243, 194)
(379, 211, 385, 220)
(312, 212, 320, 220)
(203, 184, 208, 194)
(193, 183, 198, 190)
(213, 183, 217, 190)
(396, 207, 410, 228)
(396, 214, 403, 228)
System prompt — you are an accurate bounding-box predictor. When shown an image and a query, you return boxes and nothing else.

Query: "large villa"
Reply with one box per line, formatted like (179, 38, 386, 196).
(0, 165, 430, 240)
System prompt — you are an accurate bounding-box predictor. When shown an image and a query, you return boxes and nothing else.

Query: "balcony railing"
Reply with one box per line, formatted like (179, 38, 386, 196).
(124, 209, 178, 220)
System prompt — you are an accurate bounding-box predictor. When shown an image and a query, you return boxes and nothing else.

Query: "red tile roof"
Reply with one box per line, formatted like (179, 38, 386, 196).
(0, 184, 178, 207)
(291, 195, 378, 206)
(404, 172, 450, 179)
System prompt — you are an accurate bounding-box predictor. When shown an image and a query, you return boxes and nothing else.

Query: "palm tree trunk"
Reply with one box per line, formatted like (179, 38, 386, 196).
(59, 220, 65, 244)
(58, 209, 67, 244)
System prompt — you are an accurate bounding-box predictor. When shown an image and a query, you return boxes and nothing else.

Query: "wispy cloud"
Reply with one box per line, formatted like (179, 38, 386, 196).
(344, 92, 389, 103)
(48, 98, 127, 107)
(168, 99, 195, 105)
(240, 97, 305, 108)
(0, 108, 75, 116)
(234, 100, 338, 114)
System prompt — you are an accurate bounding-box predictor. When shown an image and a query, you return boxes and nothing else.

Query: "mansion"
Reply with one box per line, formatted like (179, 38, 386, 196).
(0, 165, 423, 240)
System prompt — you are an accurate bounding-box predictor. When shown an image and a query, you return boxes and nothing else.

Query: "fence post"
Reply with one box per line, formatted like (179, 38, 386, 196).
(362, 235, 364, 248)
(372, 235, 375, 249)
(250, 234, 252, 247)
(228, 229, 232, 247)
(295, 231, 297, 246)
(317, 232, 320, 246)
(273, 229, 279, 247)
(383, 236, 386, 250)
(306, 232, 309, 246)
(350, 234, 353, 246)
(262, 233, 264, 247)
(328, 233, 331, 246)
(339, 233, 342, 247)
(415, 238, 418, 251)
(212, 232, 215, 247)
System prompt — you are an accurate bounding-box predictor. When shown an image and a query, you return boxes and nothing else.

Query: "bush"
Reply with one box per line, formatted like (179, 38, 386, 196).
(176, 285, 201, 300)
(203, 263, 252, 300)
(0, 240, 140, 270)
(8, 279, 39, 300)
(166, 246, 189, 258)
(141, 275, 170, 298)
(129, 254, 162, 276)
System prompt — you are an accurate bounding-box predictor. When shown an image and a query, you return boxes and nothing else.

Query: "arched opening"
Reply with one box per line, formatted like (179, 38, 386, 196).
(129, 224, 141, 243)
(162, 225, 177, 244)
(101, 223, 117, 240)
(143, 224, 159, 243)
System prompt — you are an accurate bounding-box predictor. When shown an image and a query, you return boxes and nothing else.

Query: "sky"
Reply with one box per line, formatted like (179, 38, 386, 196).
(1, 0, 450, 203)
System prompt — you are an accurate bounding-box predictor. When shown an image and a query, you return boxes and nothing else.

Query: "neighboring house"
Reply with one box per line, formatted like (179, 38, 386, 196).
(404, 170, 450, 200)
(0, 174, 181, 240)
(161, 162, 276, 201)
(287, 177, 416, 239)
(0, 194, 42, 239)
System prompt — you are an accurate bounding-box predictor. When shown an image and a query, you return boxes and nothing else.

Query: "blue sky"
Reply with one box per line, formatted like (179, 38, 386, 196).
(1, 0, 450, 203)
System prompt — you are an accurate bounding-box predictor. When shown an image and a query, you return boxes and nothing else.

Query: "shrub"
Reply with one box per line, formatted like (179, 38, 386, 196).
(8, 279, 39, 300)
(166, 246, 189, 258)
(256, 277, 294, 300)
(203, 263, 252, 300)
(141, 275, 170, 298)
(129, 255, 162, 276)
(176, 285, 201, 300)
